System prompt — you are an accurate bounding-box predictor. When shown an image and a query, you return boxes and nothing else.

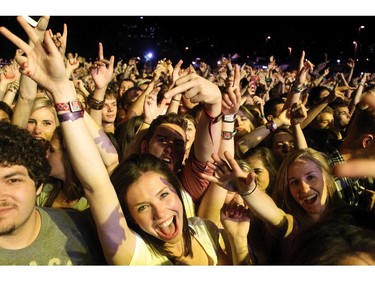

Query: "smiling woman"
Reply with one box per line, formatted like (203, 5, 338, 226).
(200, 147, 348, 264)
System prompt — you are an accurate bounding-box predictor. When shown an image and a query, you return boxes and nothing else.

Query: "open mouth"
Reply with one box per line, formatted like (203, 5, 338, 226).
(162, 157, 173, 170)
(300, 194, 318, 205)
(155, 216, 178, 240)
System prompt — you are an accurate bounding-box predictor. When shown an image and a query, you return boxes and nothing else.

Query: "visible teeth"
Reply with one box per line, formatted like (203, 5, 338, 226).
(158, 217, 173, 228)
(162, 158, 171, 164)
(306, 194, 316, 200)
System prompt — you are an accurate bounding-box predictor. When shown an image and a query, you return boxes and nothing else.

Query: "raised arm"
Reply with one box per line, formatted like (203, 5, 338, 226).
(88, 42, 115, 126)
(198, 64, 242, 223)
(164, 71, 223, 202)
(201, 151, 295, 239)
(333, 93, 375, 178)
(11, 16, 50, 128)
(0, 16, 135, 265)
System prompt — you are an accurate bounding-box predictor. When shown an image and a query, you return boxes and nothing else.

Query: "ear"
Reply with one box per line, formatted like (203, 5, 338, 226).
(362, 134, 374, 148)
(36, 183, 43, 196)
(140, 139, 148, 153)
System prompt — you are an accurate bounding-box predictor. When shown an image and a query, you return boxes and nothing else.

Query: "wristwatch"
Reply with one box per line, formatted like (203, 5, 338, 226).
(221, 130, 237, 140)
(55, 99, 83, 113)
(265, 119, 277, 132)
(222, 114, 236, 123)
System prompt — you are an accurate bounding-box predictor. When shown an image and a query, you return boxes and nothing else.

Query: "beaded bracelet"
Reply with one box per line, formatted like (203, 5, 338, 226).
(88, 96, 105, 110)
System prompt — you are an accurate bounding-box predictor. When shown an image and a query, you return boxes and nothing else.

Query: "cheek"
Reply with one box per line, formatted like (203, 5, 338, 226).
(26, 124, 34, 131)
(288, 186, 299, 200)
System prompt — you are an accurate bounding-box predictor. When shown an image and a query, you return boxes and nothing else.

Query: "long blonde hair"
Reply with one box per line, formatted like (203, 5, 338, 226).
(272, 148, 344, 227)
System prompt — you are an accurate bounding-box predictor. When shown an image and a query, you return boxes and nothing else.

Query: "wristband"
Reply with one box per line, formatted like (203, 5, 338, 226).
(55, 99, 82, 113)
(203, 107, 223, 124)
(239, 182, 258, 197)
(265, 116, 277, 132)
(222, 114, 236, 123)
(58, 110, 84, 123)
(221, 130, 237, 140)
(291, 84, 304, 93)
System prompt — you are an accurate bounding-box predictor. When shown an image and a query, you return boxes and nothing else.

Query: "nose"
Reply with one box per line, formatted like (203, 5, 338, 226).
(298, 180, 311, 193)
(152, 204, 166, 220)
(33, 123, 42, 134)
(235, 117, 241, 127)
(282, 142, 291, 153)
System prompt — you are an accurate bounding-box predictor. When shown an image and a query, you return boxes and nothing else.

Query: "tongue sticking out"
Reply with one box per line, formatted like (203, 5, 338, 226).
(157, 217, 177, 239)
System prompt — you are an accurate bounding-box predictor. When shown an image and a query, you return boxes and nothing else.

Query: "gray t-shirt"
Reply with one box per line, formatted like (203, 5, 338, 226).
(0, 207, 106, 265)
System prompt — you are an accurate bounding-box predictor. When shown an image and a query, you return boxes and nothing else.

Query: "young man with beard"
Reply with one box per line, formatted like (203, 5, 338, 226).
(0, 121, 105, 265)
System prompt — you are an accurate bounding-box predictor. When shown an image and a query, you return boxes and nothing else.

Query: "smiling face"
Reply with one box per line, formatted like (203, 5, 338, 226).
(126, 171, 184, 244)
(27, 107, 57, 142)
(0, 165, 41, 236)
(245, 155, 270, 192)
(287, 158, 328, 220)
(142, 124, 186, 172)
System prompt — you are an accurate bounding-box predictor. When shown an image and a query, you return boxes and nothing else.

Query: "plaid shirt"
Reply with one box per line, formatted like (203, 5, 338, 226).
(327, 140, 375, 207)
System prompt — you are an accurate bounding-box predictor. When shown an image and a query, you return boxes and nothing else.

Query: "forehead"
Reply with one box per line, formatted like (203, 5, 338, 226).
(121, 80, 134, 87)
(246, 156, 265, 168)
(318, 112, 333, 120)
(153, 123, 186, 141)
(0, 164, 30, 179)
(274, 132, 293, 143)
(288, 158, 321, 176)
(126, 172, 172, 202)
(30, 107, 56, 120)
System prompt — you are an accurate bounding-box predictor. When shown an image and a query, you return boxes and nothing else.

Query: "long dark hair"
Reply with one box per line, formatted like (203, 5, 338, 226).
(45, 126, 85, 206)
(110, 153, 193, 260)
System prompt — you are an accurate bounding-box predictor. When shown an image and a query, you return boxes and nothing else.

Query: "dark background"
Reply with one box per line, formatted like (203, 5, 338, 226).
(0, 16, 374, 75)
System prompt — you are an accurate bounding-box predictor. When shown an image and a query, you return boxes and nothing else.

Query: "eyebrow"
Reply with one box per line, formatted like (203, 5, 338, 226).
(0, 171, 28, 180)
(133, 187, 169, 207)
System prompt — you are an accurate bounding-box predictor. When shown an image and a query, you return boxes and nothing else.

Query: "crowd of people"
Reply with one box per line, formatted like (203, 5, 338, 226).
(1, 15, 375, 265)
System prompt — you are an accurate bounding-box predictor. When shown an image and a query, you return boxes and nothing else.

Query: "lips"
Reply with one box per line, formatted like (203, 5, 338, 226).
(300, 194, 318, 205)
(155, 216, 178, 240)
(161, 156, 173, 170)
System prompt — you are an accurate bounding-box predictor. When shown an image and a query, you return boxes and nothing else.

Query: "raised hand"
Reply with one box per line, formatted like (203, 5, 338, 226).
(222, 64, 241, 116)
(201, 151, 257, 195)
(90, 42, 115, 90)
(220, 199, 251, 239)
(51, 23, 68, 57)
(164, 72, 221, 105)
(0, 16, 68, 94)
(290, 101, 307, 125)
(143, 87, 168, 124)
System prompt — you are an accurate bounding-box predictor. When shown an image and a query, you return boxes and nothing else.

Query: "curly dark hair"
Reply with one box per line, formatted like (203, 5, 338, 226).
(0, 121, 51, 188)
